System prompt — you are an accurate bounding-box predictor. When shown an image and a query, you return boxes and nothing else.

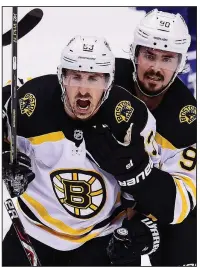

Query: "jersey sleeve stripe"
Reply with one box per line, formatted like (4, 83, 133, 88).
(28, 131, 65, 145)
(173, 179, 190, 224)
(155, 132, 176, 150)
(174, 174, 196, 207)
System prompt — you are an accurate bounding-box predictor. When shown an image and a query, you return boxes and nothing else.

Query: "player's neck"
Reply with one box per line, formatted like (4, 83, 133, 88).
(135, 87, 165, 111)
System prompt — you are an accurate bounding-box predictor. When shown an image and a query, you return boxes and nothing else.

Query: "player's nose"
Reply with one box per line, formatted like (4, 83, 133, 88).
(151, 60, 162, 72)
(78, 86, 90, 95)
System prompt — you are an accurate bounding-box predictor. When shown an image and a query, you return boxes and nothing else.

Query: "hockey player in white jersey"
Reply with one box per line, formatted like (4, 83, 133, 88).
(3, 35, 161, 266)
(114, 9, 196, 266)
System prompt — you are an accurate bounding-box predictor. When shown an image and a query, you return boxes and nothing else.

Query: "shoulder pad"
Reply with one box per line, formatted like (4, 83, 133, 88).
(153, 78, 196, 148)
(101, 85, 148, 141)
(7, 74, 63, 138)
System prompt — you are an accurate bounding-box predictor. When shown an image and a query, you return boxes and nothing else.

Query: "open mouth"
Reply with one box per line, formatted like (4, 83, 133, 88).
(146, 75, 162, 82)
(76, 99, 91, 111)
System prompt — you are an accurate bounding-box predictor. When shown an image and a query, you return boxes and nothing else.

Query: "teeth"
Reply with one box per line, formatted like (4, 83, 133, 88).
(76, 98, 91, 111)
(76, 102, 90, 110)
(78, 106, 89, 110)
(148, 76, 161, 81)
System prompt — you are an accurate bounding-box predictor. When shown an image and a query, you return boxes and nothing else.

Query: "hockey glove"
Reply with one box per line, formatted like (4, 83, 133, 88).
(2, 151, 35, 198)
(84, 124, 151, 186)
(107, 213, 160, 265)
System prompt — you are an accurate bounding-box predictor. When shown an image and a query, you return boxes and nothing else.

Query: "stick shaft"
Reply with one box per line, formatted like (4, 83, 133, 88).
(10, 6, 18, 164)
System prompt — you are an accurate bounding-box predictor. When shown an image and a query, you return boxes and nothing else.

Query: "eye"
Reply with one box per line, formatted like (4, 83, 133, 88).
(144, 53, 155, 61)
(88, 76, 98, 81)
(72, 75, 81, 81)
(163, 57, 172, 63)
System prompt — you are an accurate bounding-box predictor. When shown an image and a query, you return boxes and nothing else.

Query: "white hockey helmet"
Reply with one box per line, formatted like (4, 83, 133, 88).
(57, 35, 115, 104)
(130, 9, 191, 96)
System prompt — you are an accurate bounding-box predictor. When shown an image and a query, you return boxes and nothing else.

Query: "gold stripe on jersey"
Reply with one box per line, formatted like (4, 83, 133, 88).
(37, 224, 100, 243)
(18, 199, 99, 243)
(16, 215, 100, 243)
(174, 174, 196, 201)
(17, 200, 45, 226)
(21, 193, 93, 235)
(174, 179, 189, 223)
(111, 210, 126, 224)
(28, 131, 65, 145)
(18, 196, 124, 244)
(155, 133, 176, 150)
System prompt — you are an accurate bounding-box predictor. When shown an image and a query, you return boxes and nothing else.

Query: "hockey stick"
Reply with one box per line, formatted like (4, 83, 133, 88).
(10, 6, 18, 165)
(4, 199, 41, 266)
(3, 8, 43, 46)
(3, 7, 41, 266)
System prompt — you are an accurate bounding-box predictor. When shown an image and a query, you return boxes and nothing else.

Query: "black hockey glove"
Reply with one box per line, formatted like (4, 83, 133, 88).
(107, 213, 160, 265)
(2, 151, 35, 198)
(84, 124, 151, 187)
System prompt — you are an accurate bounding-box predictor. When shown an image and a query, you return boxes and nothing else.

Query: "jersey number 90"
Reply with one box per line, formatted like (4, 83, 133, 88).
(180, 147, 196, 171)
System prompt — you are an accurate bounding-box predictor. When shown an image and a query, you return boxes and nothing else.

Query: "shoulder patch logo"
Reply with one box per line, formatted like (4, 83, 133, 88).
(50, 169, 106, 219)
(115, 100, 134, 123)
(19, 93, 36, 117)
(179, 105, 196, 124)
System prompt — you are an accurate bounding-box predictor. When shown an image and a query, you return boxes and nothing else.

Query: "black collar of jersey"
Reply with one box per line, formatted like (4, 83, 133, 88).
(56, 103, 103, 146)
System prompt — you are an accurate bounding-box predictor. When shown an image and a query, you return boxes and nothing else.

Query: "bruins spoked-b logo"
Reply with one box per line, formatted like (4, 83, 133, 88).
(179, 105, 196, 124)
(50, 169, 106, 219)
(19, 93, 36, 117)
(115, 101, 134, 123)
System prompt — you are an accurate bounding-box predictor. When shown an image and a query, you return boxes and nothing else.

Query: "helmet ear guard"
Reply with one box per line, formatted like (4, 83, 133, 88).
(57, 65, 62, 84)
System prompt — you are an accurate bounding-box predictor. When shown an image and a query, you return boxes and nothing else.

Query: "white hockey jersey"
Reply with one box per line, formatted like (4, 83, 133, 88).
(3, 75, 160, 250)
(155, 133, 196, 224)
(15, 133, 125, 250)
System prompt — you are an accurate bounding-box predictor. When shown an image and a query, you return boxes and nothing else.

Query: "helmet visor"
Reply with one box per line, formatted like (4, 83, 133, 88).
(135, 46, 181, 72)
(62, 70, 110, 90)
